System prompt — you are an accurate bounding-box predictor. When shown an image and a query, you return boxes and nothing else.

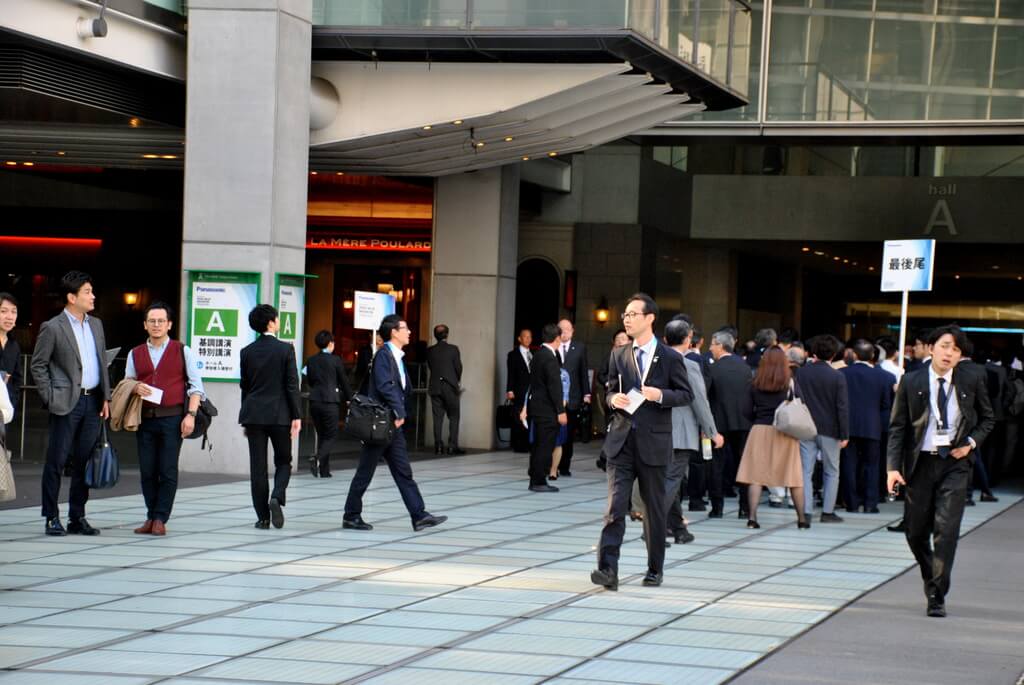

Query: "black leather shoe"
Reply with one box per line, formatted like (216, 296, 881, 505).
(590, 567, 618, 591)
(820, 512, 844, 523)
(927, 596, 946, 617)
(342, 516, 373, 531)
(887, 519, 906, 533)
(254, 520, 270, 529)
(708, 509, 723, 519)
(434, 443, 445, 455)
(269, 498, 284, 529)
(67, 518, 100, 536)
(308, 457, 319, 478)
(746, 519, 760, 529)
(548, 473, 558, 481)
(688, 501, 706, 512)
(45, 518, 67, 536)
(559, 470, 572, 477)
(965, 498, 976, 506)
(320, 472, 333, 479)
(674, 527, 695, 544)
(737, 509, 749, 520)
(529, 484, 559, 493)
(798, 520, 811, 529)
(413, 514, 447, 532)
(980, 492, 999, 502)
(864, 507, 880, 514)
(447, 447, 467, 456)
(642, 571, 663, 587)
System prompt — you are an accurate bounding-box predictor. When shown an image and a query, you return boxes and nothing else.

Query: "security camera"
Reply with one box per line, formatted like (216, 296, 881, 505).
(76, 16, 108, 38)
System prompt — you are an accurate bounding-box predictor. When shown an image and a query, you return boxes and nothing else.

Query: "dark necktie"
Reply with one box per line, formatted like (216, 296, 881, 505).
(936, 377, 950, 458)
(635, 348, 645, 390)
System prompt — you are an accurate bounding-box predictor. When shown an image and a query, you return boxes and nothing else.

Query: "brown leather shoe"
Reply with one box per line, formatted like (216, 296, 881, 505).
(151, 520, 166, 536)
(133, 520, 154, 535)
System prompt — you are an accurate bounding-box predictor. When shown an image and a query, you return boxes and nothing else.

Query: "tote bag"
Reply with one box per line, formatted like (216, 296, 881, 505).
(773, 380, 817, 441)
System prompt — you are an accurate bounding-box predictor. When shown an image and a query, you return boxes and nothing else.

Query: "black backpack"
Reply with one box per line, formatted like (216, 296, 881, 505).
(180, 344, 218, 449)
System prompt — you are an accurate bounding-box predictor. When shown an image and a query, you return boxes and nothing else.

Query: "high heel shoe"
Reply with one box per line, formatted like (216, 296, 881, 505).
(746, 520, 760, 529)
(549, 473, 558, 481)
(798, 520, 811, 529)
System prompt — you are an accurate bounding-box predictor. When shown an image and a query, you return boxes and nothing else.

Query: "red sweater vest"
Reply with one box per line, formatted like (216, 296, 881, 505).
(131, 340, 187, 408)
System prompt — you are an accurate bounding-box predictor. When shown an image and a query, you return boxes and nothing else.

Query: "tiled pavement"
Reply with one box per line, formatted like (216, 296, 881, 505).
(0, 446, 1018, 685)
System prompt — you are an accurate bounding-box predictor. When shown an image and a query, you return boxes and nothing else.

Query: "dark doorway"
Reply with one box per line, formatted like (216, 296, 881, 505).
(515, 258, 560, 344)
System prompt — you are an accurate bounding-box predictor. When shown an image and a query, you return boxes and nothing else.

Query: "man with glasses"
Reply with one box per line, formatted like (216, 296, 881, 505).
(343, 314, 447, 532)
(124, 302, 206, 535)
(592, 293, 692, 590)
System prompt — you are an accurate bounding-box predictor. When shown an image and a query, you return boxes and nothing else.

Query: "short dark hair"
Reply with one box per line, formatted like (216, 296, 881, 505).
(691, 327, 704, 346)
(144, 301, 174, 321)
(61, 271, 93, 304)
(876, 336, 897, 358)
(0, 292, 17, 308)
(248, 304, 278, 334)
(314, 329, 333, 349)
(809, 334, 840, 361)
(852, 338, 875, 362)
(611, 328, 627, 342)
(379, 314, 404, 342)
(779, 327, 800, 345)
(540, 323, 561, 344)
(518, 327, 532, 338)
(914, 328, 933, 345)
(626, 292, 658, 319)
(927, 324, 970, 352)
(433, 324, 449, 342)
(664, 319, 691, 347)
(671, 313, 693, 324)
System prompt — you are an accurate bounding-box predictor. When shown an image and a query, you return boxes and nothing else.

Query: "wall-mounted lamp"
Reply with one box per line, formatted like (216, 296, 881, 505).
(594, 296, 610, 326)
(342, 300, 353, 310)
(123, 292, 139, 308)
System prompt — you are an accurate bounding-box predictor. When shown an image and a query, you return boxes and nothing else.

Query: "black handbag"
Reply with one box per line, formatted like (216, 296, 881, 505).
(495, 402, 515, 430)
(85, 422, 120, 489)
(343, 355, 394, 446)
(180, 344, 218, 448)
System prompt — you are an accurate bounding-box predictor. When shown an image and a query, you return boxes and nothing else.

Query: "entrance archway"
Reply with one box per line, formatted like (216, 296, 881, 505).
(514, 258, 561, 344)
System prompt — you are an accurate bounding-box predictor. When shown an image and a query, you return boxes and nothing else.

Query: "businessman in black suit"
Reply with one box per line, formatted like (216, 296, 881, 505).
(506, 328, 533, 453)
(427, 324, 464, 455)
(887, 325, 994, 617)
(240, 305, 302, 529)
(840, 340, 893, 513)
(705, 329, 754, 518)
(523, 323, 566, 492)
(344, 314, 446, 532)
(557, 319, 590, 476)
(592, 293, 693, 590)
(304, 330, 352, 478)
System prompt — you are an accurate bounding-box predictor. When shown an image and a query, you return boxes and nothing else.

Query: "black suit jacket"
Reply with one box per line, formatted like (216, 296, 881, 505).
(239, 334, 301, 425)
(527, 345, 565, 422)
(426, 341, 462, 396)
(794, 359, 849, 440)
(841, 362, 892, 439)
(305, 352, 352, 405)
(983, 361, 1010, 421)
(887, 365, 995, 478)
(708, 354, 754, 433)
(559, 341, 590, 410)
(604, 340, 693, 466)
(369, 345, 413, 420)
(506, 348, 531, 408)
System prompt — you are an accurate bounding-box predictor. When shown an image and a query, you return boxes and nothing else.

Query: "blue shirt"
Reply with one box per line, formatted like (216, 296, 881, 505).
(65, 309, 99, 391)
(125, 340, 206, 399)
(386, 342, 407, 389)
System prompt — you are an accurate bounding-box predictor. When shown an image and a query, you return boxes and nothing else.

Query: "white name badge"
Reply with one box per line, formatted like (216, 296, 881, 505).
(933, 429, 952, 448)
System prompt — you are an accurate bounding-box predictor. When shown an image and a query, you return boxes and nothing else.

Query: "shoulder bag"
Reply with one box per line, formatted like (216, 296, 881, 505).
(343, 354, 395, 446)
(0, 424, 15, 502)
(180, 343, 218, 449)
(773, 379, 818, 441)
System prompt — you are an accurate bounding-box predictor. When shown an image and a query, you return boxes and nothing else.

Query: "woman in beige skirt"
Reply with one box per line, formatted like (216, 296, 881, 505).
(737, 347, 809, 530)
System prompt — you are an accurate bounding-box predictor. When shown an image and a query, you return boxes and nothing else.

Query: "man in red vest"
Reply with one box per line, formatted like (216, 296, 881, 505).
(125, 301, 205, 535)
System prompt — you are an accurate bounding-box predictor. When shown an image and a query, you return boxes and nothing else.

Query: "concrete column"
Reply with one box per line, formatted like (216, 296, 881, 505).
(179, 0, 312, 475)
(430, 166, 519, 450)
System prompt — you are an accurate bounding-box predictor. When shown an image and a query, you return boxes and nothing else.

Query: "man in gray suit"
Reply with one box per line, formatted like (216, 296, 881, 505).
(31, 271, 111, 536)
(665, 318, 722, 543)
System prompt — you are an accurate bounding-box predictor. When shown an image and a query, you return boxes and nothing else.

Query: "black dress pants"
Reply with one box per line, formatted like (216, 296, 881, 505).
(666, 449, 694, 534)
(310, 401, 340, 476)
(245, 424, 292, 521)
(905, 452, 971, 600)
(430, 383, 461, 448)
(528, 417, 557, 486)
(842, 437, 881, 511)
(510, 402, 530, 452)
(597, 431, 667, 575)
(41, 393, 100, 520)
(560, 407, 580, 473)
(137, 415, 182, 522)
(344, 429, 426, 522)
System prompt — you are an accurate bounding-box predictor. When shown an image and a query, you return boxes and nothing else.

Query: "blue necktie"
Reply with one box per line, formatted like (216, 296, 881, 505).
(635, 348, 645, 390)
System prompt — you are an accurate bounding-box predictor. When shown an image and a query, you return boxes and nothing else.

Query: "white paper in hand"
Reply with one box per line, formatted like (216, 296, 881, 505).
(142, 386, 164, 405)
(623, 388, 645, 415)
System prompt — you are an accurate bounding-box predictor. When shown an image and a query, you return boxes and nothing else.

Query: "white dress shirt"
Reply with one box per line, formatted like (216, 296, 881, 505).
(519, 345, 532, 369)
(387, 342, 406, 389)
(922, 365, 959, 451)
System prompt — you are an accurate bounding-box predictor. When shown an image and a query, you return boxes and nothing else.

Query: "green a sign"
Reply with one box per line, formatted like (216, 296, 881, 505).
(195, 308, 238, 337)
(279, 312, 297, 340)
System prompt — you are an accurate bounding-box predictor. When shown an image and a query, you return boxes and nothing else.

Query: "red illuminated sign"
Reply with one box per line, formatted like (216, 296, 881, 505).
(0, 236, 102, 249)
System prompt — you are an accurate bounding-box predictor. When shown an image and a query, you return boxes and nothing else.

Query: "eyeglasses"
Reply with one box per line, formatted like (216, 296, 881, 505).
(145, 319, 168, 325)
(621, 311, 647, 321)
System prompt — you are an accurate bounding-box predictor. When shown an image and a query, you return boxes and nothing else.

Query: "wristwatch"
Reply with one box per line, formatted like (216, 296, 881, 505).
(187, 409, 198, 418)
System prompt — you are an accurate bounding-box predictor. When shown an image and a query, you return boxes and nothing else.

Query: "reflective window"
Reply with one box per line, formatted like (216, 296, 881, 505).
(653, 146, 689, 171)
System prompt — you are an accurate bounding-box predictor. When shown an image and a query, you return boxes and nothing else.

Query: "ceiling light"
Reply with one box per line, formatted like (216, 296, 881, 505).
(22, 162, 33, 167)
(548, 151, 558, 157)
(843, 259, 849, 263)
(814, 251, 825, 256)
(955, 274, 960, 279)
(833, 256, 840, 261)
(56, 151, 66, 156)
(141, 154, 159, 159)
(5, 161, 17, 166)
(853, 262, 858, 266)
(504, 136, 514, 142)
(160, 155, 177, 159)
(1018, 276, 1022, 281)
(453, 119, 463, 125)
(422, 125, 432, 130)
(336, 171, 344, 176)
(129, 117, 141, 127)
(310, 171, 318, 175)
(801, 247, 810, 252)
(992, 265, 1000, 270)
(474, 141, 485, 148)
(521, 156, 530, 161)
(869, 266, 875, 271)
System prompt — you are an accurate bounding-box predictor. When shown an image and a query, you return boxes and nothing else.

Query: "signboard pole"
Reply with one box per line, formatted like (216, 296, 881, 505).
(897, 290, 909, 374)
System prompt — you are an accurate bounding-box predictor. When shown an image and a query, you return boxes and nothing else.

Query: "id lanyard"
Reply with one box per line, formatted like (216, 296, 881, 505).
(933, 378, 953, 434)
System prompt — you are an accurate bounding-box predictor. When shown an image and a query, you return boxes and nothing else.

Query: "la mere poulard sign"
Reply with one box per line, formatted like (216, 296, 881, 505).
(306, 230, 431, 253)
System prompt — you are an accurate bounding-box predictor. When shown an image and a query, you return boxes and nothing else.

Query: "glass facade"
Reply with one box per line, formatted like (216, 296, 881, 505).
(313, 0, 752, 98)
(674, 0, 1024, 124)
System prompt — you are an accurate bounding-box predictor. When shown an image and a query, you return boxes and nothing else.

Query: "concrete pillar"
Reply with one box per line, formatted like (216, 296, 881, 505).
(179, 0, 312, 475)
(430, 166, 519, 450)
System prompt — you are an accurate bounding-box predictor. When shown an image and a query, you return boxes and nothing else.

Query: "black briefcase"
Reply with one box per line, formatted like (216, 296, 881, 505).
(344, 394, 394, 446)
(495, 402, 516, 430)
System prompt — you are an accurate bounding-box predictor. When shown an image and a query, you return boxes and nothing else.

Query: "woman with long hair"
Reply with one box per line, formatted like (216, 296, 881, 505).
(736, 346, 809, 529)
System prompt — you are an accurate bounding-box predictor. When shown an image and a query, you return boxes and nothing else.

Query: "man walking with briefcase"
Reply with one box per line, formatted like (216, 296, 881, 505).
(343, 314, 447, 532)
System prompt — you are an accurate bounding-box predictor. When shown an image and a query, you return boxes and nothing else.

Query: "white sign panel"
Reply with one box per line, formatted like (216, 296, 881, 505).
(353, 290, 396, 331)
(880, 239, 936, 292)
(276, 276, 305, 373)
(188, 273, 260, 381)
